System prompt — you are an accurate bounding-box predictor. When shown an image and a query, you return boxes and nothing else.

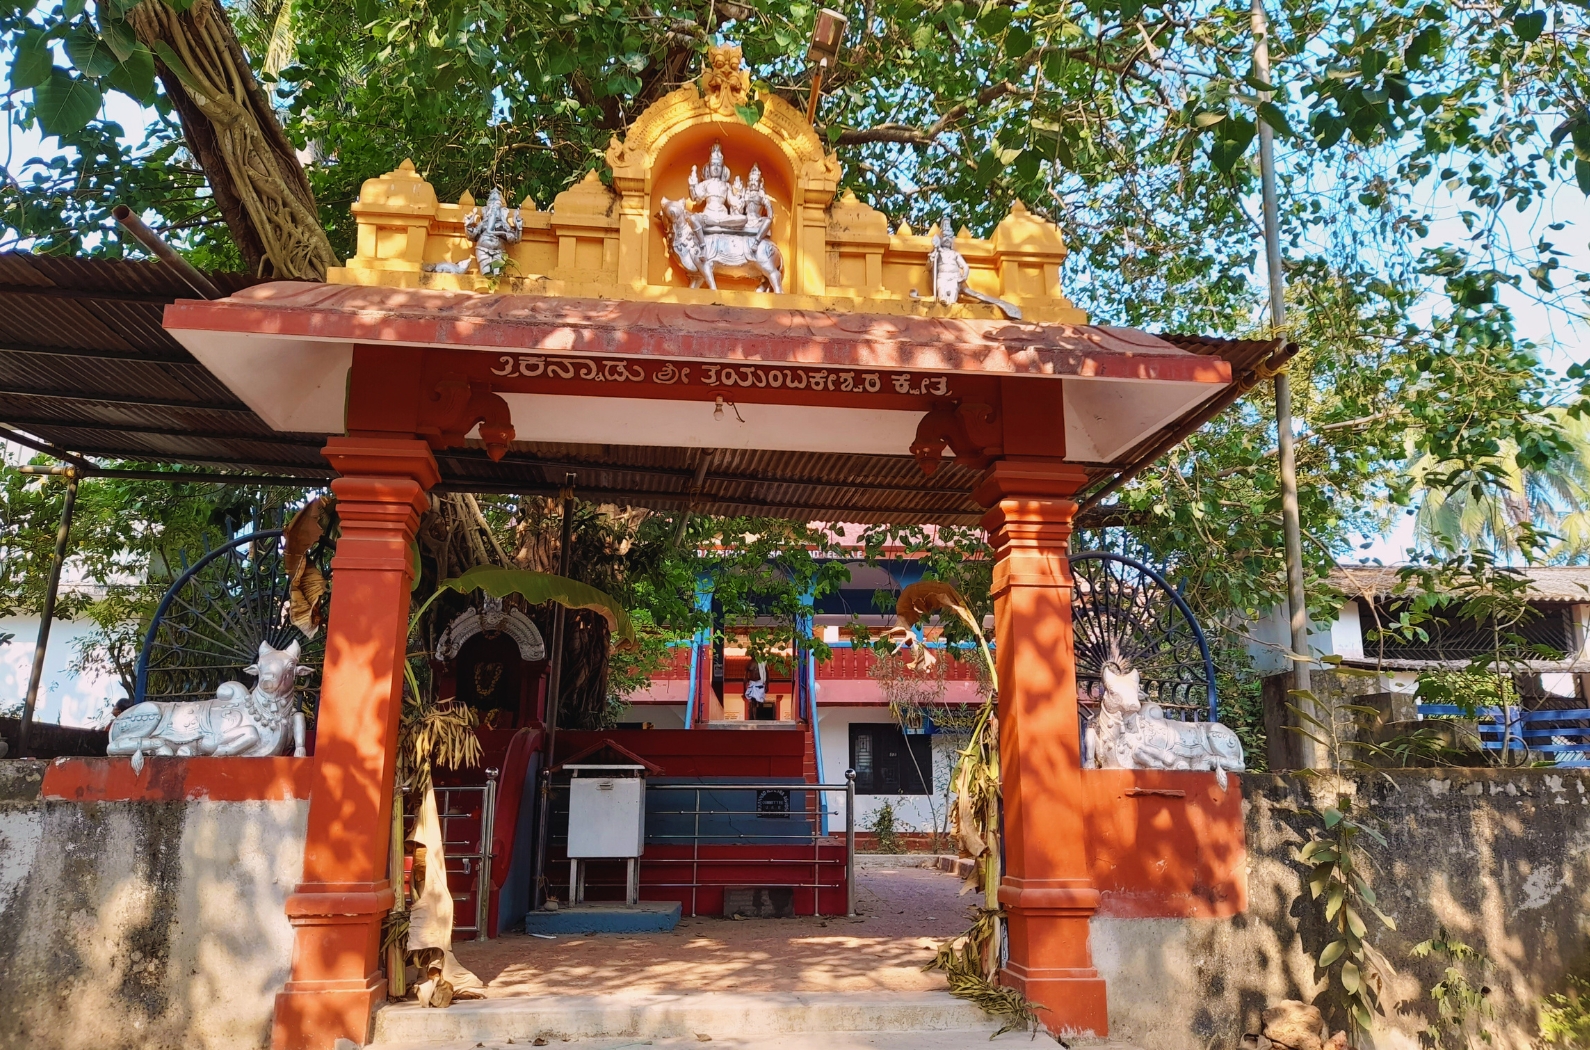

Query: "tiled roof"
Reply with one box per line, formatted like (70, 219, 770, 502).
(1332, 564, 1590, 603)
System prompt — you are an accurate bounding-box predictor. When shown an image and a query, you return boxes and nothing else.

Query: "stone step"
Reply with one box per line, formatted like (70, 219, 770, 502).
(366, 1032, 1149, 1050)
(370, 991, 998, 1046)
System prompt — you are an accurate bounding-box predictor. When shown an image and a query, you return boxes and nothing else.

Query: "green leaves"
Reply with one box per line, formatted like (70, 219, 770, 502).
(106, 47, 157, 104)
(1206, 113, 1256, 173)
(66, 24, 120, 76)
(1511, 9, 1546, 42)
(735, 98, 765, 127)
(33, 67, 104, 137)
(1257, 101, 1297, 140)
(1403, 25, 1440, 69)
(10, 30, 52, 89)
(437, 566, 638, 646)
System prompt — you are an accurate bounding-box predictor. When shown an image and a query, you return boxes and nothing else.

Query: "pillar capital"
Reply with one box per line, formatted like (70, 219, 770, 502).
(322, 435, 441, 489)
(972, 458, 1090, 507)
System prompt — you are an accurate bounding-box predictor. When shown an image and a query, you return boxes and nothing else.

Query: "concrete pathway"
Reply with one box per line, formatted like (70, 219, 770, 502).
(367, 1034, 1148, 1049)
(452, 857, 975, 997)
(371, 859, 1147, 1050)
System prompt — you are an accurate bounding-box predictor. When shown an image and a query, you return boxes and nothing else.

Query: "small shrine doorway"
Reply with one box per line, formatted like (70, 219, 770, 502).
(433, 596, 548, 729)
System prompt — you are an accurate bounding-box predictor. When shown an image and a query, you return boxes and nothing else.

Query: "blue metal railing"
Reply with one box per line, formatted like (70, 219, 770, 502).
(1416, 703, 1590, 766)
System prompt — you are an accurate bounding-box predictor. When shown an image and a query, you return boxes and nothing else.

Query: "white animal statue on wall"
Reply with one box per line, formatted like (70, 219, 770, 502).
(107, 640, 311, 772)
(1086, 656, 1245, 789)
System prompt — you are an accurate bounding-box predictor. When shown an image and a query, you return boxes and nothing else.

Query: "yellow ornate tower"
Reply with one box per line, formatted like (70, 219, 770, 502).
(329, 44, 1085, 323)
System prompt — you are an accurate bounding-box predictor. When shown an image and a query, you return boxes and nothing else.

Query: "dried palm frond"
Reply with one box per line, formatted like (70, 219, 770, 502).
(928, 911, 1039, 1037)
(397, 658, 483, 793)
(284, 497, 331, 637)
(381, 908, 410, 957)
(893, 581, 997, 694)
(897, 580, 1014, 1015)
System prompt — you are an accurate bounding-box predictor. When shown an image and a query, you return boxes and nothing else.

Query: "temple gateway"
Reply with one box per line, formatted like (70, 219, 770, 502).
(27, 42, 1287, 1050)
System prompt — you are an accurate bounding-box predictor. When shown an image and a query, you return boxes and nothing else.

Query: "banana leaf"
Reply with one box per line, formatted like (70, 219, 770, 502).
(437, 566, 637, 648)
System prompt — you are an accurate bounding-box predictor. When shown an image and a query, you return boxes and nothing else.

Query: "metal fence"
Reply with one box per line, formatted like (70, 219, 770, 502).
(1417, 704, 1590, 766)
(405, 769, 499, 938)
(545, 774, 857, 917)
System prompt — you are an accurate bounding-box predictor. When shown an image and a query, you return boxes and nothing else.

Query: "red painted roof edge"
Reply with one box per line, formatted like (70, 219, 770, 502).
(164, 285, 1236, 386)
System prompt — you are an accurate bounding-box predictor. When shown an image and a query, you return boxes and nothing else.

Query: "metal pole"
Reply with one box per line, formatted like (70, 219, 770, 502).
(542, 473, 577, 768)
(18, 469, 79, 758)
(534, 475, 577, 909)
(479, 768, 498, 938)
(112, 205, 224, 299)
(531, 769, 551, 910)
(1252, 0, 1317, 768)
(845, 769, 856, 917)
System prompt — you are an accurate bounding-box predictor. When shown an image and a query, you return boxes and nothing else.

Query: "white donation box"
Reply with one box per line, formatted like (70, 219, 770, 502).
(564, 763, 648, 905)
(567, 775, 645, 858)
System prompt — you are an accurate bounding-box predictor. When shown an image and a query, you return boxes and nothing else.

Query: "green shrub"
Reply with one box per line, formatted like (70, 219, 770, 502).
(868, 800, 905, 854)
(1542, 977, 1590, 1047)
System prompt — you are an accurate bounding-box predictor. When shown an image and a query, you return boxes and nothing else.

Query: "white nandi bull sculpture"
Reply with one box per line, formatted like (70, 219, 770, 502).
(1086, 657, 1245, 788)
(108, 640, 310, 772)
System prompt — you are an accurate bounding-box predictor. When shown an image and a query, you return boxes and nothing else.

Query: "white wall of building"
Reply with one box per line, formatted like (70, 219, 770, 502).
(0, 614, 125, 727)
(815, 703, 967, 838)
(1245, 599, 1352, 675)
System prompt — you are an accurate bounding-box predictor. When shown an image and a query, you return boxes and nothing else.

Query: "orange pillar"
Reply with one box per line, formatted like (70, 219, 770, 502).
(273, 438, 439, 1050)
(974, 459, 1109, 1038)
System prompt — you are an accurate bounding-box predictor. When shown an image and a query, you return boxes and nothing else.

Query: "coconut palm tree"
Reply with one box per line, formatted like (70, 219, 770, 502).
(1412, 410, 1590, 563)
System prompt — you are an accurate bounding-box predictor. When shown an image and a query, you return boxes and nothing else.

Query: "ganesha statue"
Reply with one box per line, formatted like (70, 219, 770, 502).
(658, 140, 784, 292)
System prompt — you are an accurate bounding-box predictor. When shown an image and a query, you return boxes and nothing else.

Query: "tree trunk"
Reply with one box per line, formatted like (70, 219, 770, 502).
(128, 0, 337, 279)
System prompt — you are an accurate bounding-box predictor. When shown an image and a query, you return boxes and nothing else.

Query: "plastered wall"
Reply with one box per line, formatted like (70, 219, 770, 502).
(0, 761, 307, 1050)
(1095, 769, 1590, 1050)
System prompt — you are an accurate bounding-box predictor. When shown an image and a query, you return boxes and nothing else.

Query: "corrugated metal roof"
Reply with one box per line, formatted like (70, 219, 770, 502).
(0, 251, 331, 478)
(0, 251, 1279, 524)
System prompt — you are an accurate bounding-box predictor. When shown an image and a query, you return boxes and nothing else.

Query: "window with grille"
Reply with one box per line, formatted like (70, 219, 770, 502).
(849, 723, 933, 795)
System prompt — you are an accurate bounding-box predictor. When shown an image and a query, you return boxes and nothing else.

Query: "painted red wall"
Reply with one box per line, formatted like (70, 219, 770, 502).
(1082, 769, 1246, 918)
(41, 756, 315, 801)
(554, 729, 806, 778)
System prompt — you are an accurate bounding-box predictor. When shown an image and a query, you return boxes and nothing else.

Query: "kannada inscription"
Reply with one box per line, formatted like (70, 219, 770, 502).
(488, 354, 950, 397)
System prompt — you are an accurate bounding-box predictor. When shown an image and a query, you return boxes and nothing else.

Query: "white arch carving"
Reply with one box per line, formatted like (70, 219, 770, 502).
(435, 596, 547, 662)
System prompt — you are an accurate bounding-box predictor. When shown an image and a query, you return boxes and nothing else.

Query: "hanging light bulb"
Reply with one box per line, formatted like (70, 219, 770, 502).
(714, 396, 725, 420)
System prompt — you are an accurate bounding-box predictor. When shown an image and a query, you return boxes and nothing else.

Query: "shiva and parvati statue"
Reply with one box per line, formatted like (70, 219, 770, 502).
(658, 140, 785, 292)
(424, 187, 523, 276)
(1086, 655, 1245, 788)
(107, 639, 311, 771)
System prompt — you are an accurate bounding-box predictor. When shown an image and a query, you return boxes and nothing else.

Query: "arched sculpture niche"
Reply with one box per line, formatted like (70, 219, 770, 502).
(434, 596, 549, 728)
(435, 595, 547, 663)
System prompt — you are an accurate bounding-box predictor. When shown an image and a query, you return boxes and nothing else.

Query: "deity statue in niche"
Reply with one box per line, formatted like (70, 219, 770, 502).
(434, 595, 548, 728)
(660, 140, 785, 292)
(689, 142, 746, 232)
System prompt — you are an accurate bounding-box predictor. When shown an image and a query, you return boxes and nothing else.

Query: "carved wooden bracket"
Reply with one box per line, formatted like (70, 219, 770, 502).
(909, 400, 1003, 476)
(417, 374, 516, 461)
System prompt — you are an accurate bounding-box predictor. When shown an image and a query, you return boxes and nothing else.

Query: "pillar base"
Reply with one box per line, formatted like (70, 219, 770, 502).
(1001, 963, 1109, 1038)
(273, 881, 393, 1049)
(271, 976, 385, 1050)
